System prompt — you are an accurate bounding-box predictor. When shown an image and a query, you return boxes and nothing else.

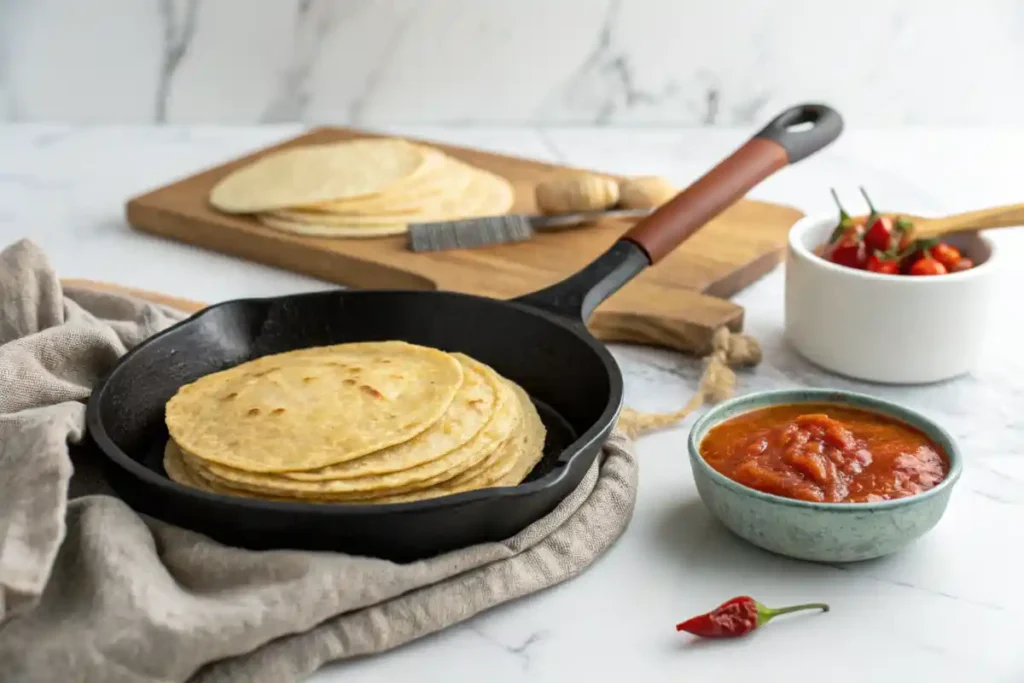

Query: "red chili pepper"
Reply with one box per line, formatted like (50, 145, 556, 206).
(826, 235, 867, 269)
(859, 187, 894, 253)
(949, 257, 975, 272)
(865, 251, 899, 275)
(675, 596, 829, 639)
(897, 235, 939, 273)
(863, 216, 893, 253)
(910, 257, 947, 276)
(930, 242, 961, 271)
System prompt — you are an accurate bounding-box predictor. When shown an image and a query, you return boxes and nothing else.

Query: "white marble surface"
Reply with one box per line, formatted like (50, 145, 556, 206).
(2, 123, 1024, 681)
(4, 0, 1024, 125)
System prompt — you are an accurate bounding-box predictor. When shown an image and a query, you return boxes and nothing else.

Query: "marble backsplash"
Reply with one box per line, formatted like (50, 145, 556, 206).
(2, 0, 1022, 126)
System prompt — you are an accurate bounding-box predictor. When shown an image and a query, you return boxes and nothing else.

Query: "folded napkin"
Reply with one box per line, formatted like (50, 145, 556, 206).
(0, 239, 638, 683)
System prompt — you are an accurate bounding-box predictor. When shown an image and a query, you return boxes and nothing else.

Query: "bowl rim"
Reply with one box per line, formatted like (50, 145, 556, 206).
(788, 212, 1000, 283)
(687, 388, 963, 512)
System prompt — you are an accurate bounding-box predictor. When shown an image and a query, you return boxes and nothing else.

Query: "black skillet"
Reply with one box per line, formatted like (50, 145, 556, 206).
(86, 104, 842, 562)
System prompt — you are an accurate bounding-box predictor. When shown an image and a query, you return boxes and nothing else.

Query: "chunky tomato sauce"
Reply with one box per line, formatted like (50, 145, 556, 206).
(699, 404, 948, 503)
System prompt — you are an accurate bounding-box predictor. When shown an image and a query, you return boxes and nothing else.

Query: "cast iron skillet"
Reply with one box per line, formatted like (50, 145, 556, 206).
(86, 104, 842, 562)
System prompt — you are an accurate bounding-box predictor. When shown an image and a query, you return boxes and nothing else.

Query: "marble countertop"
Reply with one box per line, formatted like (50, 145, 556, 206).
(2, 124, 1023, 682)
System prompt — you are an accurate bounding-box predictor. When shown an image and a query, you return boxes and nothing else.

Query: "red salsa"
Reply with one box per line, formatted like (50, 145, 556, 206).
(699, 404, 949, 503)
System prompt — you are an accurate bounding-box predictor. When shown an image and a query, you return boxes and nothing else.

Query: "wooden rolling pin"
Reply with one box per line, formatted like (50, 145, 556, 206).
(853, 203, 1024, 241)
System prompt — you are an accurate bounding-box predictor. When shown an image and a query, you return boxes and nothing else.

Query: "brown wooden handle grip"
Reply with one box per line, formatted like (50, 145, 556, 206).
(622, 139, 788, 262)
(622, 103, 843, 263)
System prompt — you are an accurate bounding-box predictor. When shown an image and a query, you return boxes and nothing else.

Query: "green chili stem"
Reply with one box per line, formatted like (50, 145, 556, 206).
(757, 601, 830, 627)
(830, 188, 851, 222)
(859, 186, 878, 217)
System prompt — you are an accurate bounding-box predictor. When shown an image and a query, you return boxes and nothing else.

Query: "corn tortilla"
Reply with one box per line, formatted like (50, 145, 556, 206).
(257, 167, 515, 239)
(165, 341, 464, 473)
(209, 138, 428, 213)
(293, 151, 475, 217)
(179, 359, 525, 496)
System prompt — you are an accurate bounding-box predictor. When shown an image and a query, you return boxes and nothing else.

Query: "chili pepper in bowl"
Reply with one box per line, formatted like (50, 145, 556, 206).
(826, 188, 857, 243)
(827, 235, 867, 269)
(950, 257, 975, 272)
(822, 189, 867, 268)
(860, 187, 894, 253)
(865, 251, 900, 274)
(910, 255, 948, 276)
(816, 189, 976, 276)
(931, 242, 961, 271)
(675, 595, 829, 639)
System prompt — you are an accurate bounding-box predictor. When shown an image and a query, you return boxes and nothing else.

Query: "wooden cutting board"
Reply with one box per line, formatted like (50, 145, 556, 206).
(125, 126, 802, 356)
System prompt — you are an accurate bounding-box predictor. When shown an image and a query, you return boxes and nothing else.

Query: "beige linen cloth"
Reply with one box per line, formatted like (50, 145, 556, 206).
(0, 239, 638, 683)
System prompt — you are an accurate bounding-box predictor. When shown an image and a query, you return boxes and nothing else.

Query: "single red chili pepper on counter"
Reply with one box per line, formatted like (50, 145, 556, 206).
(675, 596, 829, 639)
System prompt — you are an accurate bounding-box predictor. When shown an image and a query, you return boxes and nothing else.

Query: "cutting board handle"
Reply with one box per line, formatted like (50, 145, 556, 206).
(623, 104, 843, 263)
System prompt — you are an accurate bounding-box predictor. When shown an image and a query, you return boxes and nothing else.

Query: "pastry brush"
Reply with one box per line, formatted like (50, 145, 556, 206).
(406, 208, 653, 253)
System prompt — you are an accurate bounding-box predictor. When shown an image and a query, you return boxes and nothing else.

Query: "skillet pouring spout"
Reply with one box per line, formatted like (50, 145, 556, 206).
(86, 103, 841, 561)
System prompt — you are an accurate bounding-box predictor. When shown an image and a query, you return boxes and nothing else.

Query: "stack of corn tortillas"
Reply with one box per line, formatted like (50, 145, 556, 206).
(208, 137, 516, 238)
(162, 341, 546, 504)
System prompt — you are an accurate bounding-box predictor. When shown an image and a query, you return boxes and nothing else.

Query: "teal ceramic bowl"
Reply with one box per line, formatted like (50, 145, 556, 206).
(687, 389, 962, 563)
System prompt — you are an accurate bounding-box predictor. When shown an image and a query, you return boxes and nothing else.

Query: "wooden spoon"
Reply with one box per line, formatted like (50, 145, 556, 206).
(852, 203, 1024, 241)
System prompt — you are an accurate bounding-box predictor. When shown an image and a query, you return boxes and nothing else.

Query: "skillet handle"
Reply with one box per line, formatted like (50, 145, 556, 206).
(623, 104, 843, 264)
(515, 104, 842, 323)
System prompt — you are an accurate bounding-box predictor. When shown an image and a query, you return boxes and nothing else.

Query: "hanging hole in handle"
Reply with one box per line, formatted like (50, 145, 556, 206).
(755, 104, 843, 164)
(778, 106, 822, 131)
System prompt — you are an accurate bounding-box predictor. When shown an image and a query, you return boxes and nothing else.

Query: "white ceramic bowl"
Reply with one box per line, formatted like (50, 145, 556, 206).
(785, 214, 1000, 384)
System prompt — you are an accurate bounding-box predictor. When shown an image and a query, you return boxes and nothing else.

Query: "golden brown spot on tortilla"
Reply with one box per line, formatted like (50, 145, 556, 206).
(360, 385, 384, 399)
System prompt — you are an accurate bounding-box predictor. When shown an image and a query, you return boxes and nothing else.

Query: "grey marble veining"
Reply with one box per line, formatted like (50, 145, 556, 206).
(154, 0, 201, 123)
(261, 0, 352, 123)
(3, 0, 1024, 125)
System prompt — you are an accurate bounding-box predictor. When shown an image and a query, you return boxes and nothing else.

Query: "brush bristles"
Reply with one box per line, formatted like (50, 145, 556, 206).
(407, 215, 535, 252)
